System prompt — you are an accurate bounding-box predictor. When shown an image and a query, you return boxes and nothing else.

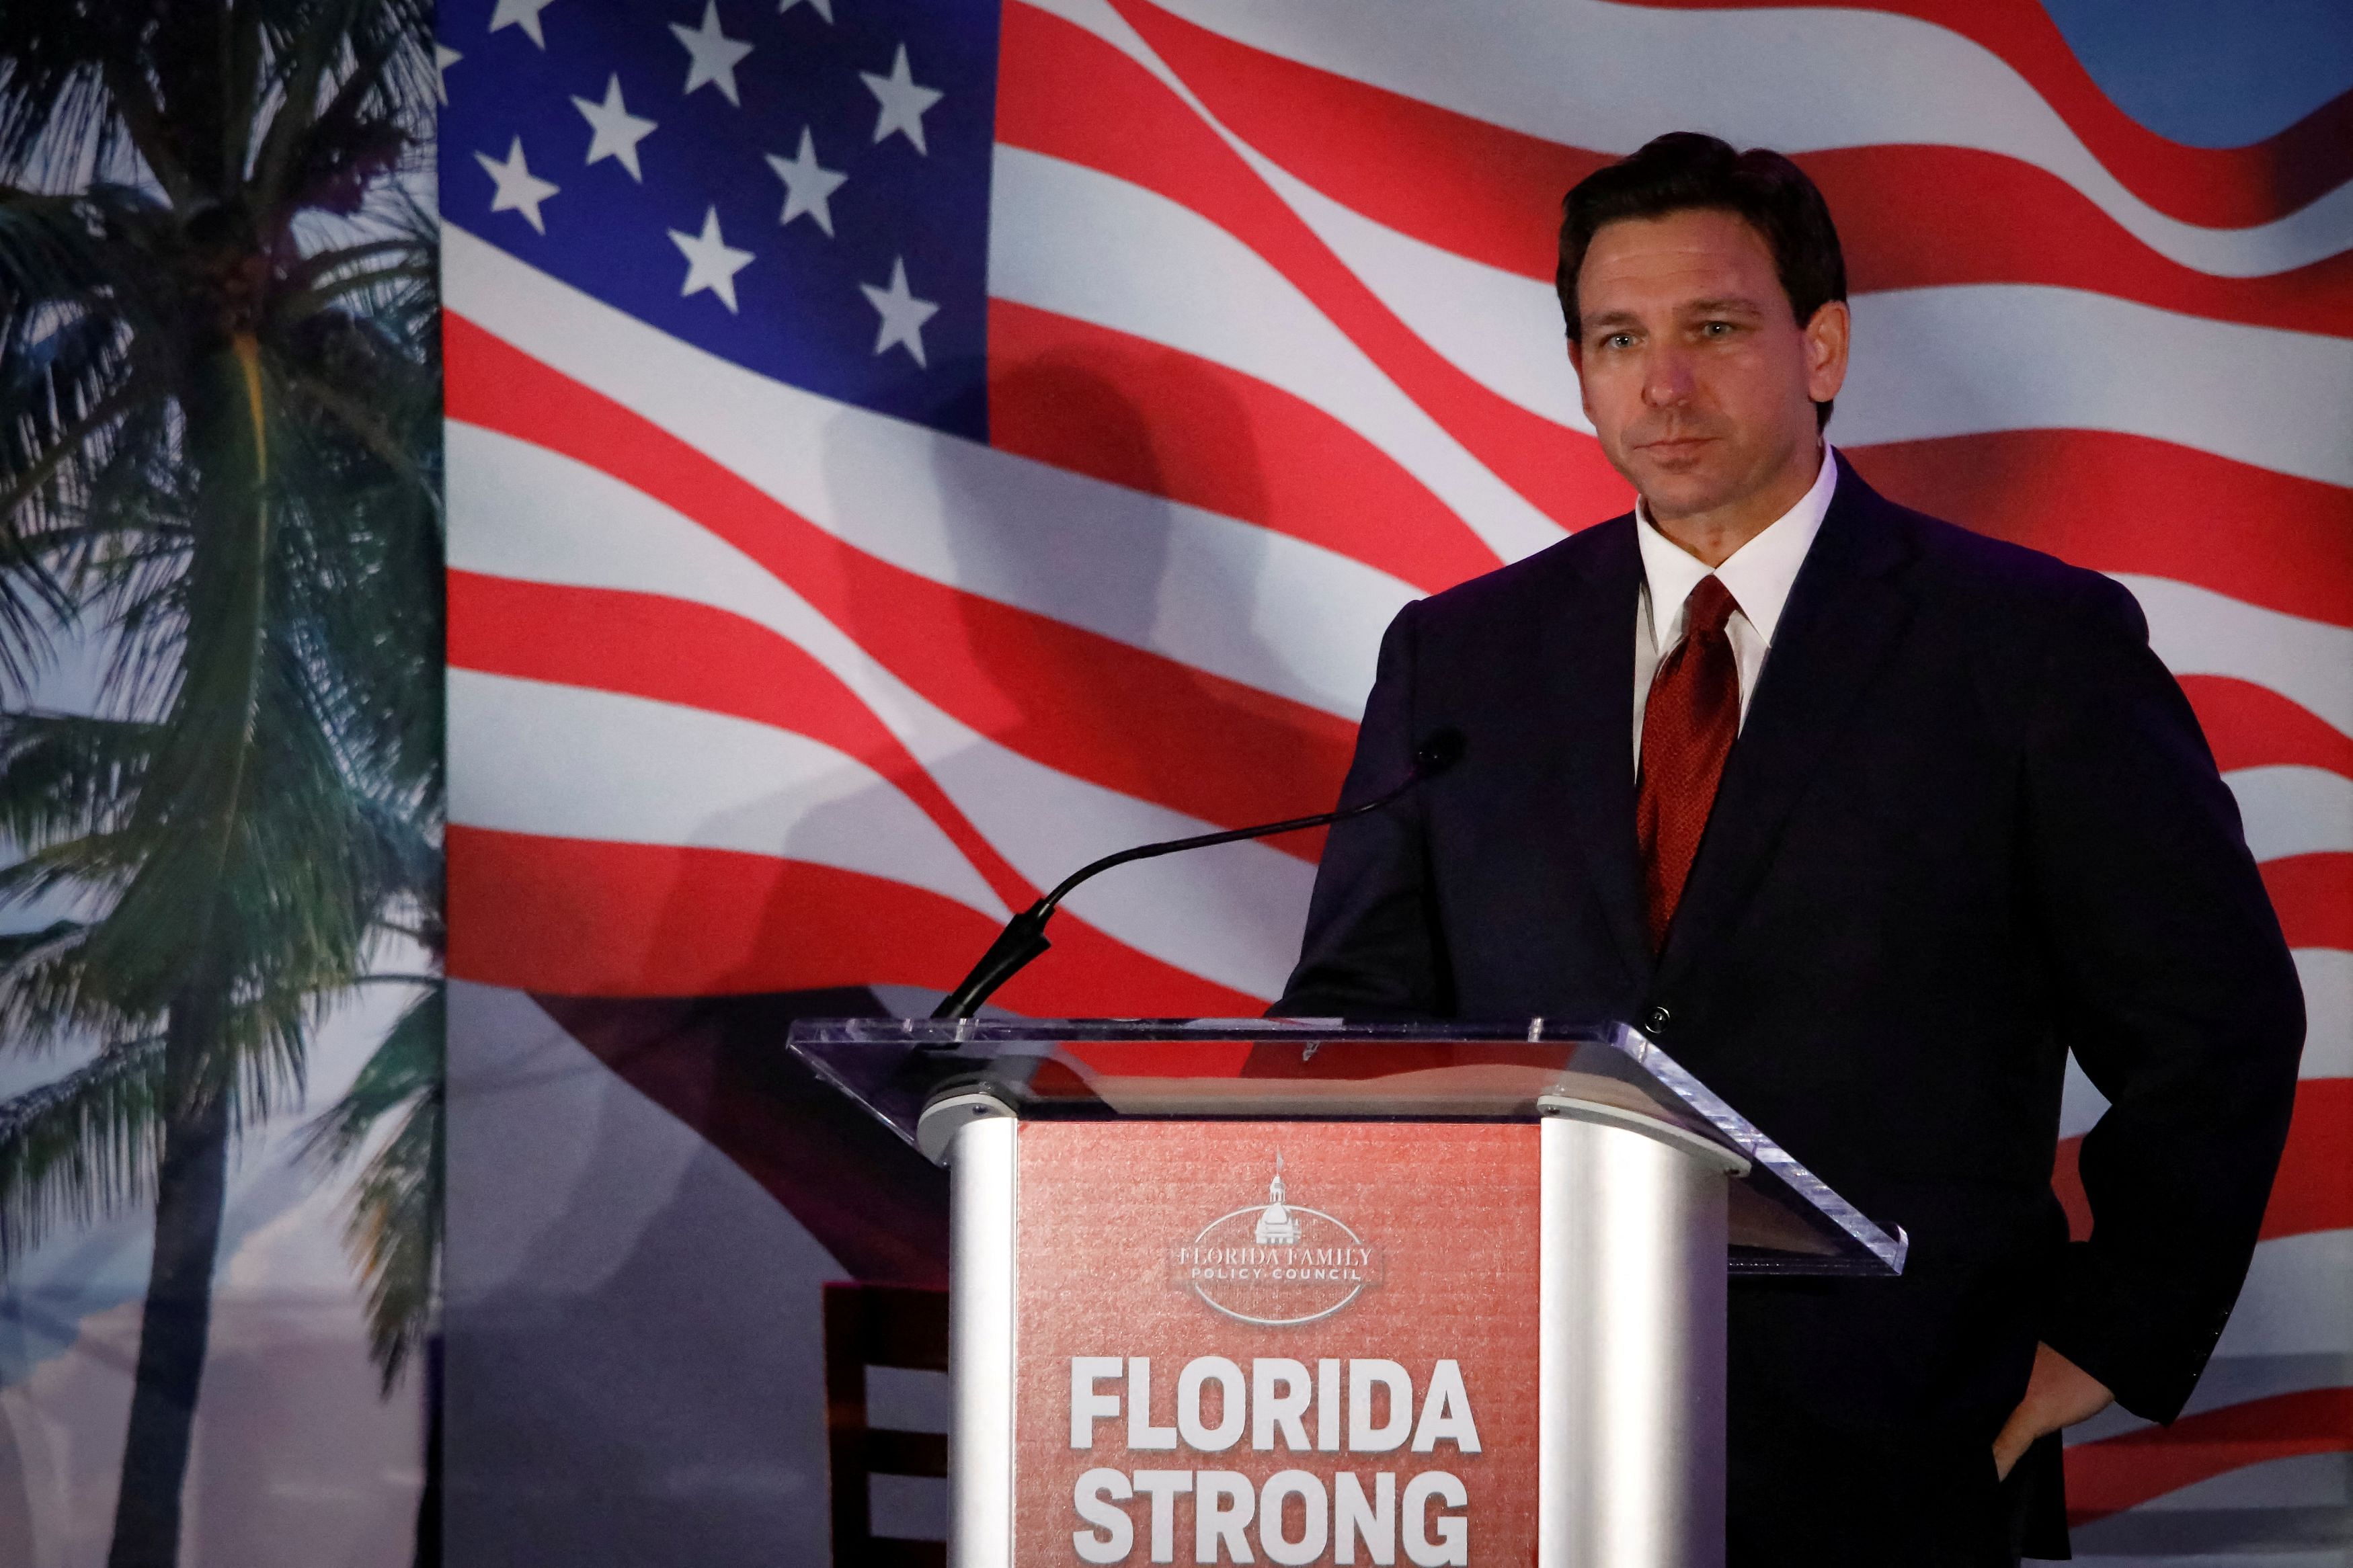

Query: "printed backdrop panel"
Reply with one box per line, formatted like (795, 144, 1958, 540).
(438, 0, 2353, 1557)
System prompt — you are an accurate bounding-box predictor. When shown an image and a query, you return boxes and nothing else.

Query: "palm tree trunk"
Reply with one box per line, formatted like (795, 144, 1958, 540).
(413, 1332, 442, 1568)
(106, 993, 232, 1568)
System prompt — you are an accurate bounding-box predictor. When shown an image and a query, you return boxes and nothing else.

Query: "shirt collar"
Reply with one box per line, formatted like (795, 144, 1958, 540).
(1636, 444, 1838, 648)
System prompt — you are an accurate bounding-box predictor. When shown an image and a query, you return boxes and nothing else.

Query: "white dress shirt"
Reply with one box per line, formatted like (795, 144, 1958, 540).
(1632, 446, 1839, 764)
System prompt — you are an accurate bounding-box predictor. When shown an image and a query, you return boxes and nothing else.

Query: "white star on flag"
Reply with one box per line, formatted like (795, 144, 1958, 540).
(573, 75, 657, 182)
(670, 206, 756, 313)
(672, 2, 754, 108)
(435, 43, 461, 104)
(860, 256, 939, 366)
(766, 128, 847, 237)
(487, 0, 557, 48)
(861, 43, 941, 155)
(779, 0, 833, 19)
(477, 137, 559, 235)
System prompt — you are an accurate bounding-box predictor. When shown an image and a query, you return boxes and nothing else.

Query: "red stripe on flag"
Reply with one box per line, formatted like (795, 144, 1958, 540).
(1849, 433, 2353, 630)
(2258, 1078, 2353, 1243)
(450, 827, 1003, 996)
(2262, 855, 2353, 952)
(444, 315, 1357, 847)
(2064, 1387, 2353, 1524)
(997, 1, 1632, 533)
(1099, 0, 2353, 337)
(2180, 677, 2353, 778)
(1621, 0, 2353, 231)
(2052, 1078, 2353, 1245)
(989, 300, 1505, 594)
(448, 825, 1267, 1014)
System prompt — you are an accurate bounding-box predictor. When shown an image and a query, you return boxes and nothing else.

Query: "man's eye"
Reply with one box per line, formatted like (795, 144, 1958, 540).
(1603, 333, 1635, 349)
(1702, 321, 1734, 337)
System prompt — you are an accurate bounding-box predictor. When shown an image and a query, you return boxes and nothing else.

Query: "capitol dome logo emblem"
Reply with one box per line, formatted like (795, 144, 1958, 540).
(1169, 1155, 1384, 1326)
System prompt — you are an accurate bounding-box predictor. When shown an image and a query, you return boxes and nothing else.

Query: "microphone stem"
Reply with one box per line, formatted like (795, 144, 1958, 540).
(930, 772, 1421, 1021)
(1036, 777, 1412, 917)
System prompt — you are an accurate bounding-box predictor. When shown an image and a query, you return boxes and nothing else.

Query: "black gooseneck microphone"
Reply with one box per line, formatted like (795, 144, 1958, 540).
(930, 728, 1467, 1020)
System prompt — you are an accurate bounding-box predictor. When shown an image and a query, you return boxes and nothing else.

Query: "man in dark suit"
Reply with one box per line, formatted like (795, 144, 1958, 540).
(1276, 133, 2305, 1563)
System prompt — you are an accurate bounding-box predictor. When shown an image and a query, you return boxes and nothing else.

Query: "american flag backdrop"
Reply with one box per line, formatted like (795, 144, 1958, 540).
(436, 0, 2353, 1558)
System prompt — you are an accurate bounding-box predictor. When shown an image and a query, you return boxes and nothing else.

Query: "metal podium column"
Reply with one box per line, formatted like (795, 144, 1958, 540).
(945, 1105, 1018, 1568)
(1537, 1102, 1743, 1568)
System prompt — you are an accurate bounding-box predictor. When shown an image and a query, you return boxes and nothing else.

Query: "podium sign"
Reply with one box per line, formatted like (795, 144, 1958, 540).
(1018, 1120, 1541, 1565)
(790, 1020, 1904, 1568)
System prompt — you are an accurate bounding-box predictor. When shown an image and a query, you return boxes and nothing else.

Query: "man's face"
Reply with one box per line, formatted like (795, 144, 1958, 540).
(1568, 208, 1848, 524)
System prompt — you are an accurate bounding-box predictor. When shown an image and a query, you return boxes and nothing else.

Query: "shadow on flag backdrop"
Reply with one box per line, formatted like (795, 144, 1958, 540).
(436, 0, 2352, 1561)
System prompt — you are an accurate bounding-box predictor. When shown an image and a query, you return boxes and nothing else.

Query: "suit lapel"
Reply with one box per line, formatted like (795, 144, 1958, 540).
(1656, 458, 1919, 990)
(1537, 516, 1653, 991)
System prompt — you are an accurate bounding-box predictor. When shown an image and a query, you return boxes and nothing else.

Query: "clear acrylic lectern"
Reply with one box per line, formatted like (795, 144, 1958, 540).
(789, 1018, 1905, 1568)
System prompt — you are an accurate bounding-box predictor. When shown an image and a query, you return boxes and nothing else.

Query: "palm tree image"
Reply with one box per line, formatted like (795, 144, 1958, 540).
(0, 3, 443, 1563)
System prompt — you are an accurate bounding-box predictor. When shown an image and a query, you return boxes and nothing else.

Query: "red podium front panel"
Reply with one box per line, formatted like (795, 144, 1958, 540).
(1014, 1120, 1541, 1567)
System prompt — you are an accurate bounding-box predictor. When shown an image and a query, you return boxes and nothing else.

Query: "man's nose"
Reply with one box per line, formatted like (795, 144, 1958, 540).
(1642, 347, 1696, 407)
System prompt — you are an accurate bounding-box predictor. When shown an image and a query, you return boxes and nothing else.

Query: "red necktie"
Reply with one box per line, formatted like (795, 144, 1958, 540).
(1636, 574, 1741, 952)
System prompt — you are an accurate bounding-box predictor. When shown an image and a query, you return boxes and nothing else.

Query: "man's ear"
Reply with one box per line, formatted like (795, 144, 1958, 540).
(1803, 300, 1850, 405)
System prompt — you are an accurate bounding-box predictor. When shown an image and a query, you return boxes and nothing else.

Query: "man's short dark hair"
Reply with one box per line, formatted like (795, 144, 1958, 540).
(1556, 132, 1847, 429)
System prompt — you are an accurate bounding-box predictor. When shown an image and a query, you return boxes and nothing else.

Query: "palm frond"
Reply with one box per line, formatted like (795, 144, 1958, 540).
(304, 983, 440, 1387)
(0, 916, 85, 972)
(0, 709, 156, 845)
(0, 831, 141, 903)
(0, 1032, 167, 1262)
(303, 981, 437, 1165)
(0, 920, 130, 1054)
(340, 1087, 438, 1388)
(0, 19, 144, 193)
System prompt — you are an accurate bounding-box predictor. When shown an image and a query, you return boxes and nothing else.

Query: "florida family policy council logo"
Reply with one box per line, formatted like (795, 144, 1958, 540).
(1168, 1156, 1386, 1325)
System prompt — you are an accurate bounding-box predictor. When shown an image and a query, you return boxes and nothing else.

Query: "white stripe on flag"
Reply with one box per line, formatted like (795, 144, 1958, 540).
(2213, 1229, 2353, 1360)
(2124, 1450, 2353, 1515)
(2227, 766, 2353, 864)
(1837, 288, 2353, 490)
(2295, 950, 2352, 1081)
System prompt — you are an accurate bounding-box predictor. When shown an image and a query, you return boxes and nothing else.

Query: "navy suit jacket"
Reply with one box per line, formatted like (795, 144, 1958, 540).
(1277, 454, 2303, 1549)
